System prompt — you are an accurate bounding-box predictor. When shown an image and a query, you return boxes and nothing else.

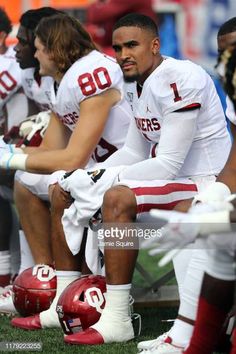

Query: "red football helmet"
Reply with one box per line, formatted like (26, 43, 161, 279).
(56, 275, 106, 335)
(12, 265, 57, 317)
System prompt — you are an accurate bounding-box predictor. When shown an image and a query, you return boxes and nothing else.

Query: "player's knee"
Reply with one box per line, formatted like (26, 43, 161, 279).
(103, 185, 136, 221)
(50, 183, 72, 215)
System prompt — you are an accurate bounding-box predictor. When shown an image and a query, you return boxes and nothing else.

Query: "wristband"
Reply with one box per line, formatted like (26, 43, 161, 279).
(0, 152, 28, 170)
(8, 144, 24, 154)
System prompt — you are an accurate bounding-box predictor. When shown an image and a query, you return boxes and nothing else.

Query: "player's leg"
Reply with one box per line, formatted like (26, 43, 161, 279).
(14, 172, 53, 265)
(11, 183, 82, 329)
(65, 178, 198, 345)
(39, 183, 82, 327)
(65, 184, 138, 345)
(184, 248, 235, 354)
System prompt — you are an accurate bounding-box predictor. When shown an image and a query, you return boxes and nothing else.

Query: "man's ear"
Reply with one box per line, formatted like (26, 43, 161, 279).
(152, 37, 160, 55)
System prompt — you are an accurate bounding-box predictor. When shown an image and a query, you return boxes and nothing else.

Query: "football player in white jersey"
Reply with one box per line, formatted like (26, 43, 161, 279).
(48, 13, 232, 347)
(0, 7, 63, 313)
(0, 13, 131, 324)
(173, 18, 236, 354)
(0, 7, 33, 290)
(137, 17, 236, 354)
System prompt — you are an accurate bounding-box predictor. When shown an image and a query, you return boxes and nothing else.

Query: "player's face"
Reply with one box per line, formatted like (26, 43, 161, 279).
(112, 26, 160, 84)
(14, 26, 38, 69)
(34, 36, 57, 79)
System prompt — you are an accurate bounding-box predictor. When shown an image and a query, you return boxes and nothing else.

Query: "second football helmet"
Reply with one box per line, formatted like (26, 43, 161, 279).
(56, 275, 106, 334)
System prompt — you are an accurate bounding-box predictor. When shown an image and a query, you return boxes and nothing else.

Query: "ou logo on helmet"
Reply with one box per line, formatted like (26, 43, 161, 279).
(32, 265, 55, 282)
(85, 287, 107, 314)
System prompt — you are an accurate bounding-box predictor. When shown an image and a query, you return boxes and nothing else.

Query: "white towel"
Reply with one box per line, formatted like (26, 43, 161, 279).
(58, 166, 125, 257)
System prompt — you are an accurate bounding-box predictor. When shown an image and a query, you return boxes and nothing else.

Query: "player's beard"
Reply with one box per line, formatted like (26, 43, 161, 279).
(123, 73, 140, 83)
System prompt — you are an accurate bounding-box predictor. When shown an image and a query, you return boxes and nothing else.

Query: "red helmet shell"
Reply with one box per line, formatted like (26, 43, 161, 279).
(12, 265, 57, 317)
(57, 275, 106, 334)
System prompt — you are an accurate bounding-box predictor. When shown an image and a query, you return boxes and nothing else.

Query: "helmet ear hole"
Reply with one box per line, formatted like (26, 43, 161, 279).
(56, 275, 107, 335)
(79, 291, 84, 302)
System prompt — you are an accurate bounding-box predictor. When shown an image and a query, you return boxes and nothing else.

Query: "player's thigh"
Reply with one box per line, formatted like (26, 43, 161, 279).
(14, 171, 50, 201)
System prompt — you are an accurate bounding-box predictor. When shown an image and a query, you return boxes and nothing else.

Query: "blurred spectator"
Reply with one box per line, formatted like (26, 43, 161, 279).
(86, 0, 157, 55)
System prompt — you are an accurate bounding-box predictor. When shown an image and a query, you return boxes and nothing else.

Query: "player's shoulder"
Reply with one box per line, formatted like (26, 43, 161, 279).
(65, 50, 121, 84)
(153, 57, 207, 82)
(148, 57, 208, 96)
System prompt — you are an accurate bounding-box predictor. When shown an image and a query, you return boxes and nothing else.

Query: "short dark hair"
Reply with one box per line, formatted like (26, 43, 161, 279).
(0, 7, 12, 34)
(113, 13, 158, 37)
(20, 7, 62, 31)
(218, 17, 236, 37)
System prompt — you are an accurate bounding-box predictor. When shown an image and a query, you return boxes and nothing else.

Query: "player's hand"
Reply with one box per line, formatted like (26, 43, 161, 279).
(147, 209, 200, 254)
(147, 201, 234, 266)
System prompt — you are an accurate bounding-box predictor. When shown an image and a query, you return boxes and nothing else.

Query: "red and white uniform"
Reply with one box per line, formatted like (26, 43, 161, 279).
(0, 55, 26, 130)
(16, 50, 132, 200)
(49, 50, 131, 163)
(101, 57, 231, 217)
(21, 68, 53, 111)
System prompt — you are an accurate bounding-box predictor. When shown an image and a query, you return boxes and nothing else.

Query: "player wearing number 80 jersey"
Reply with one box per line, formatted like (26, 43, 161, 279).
(52, 50, 130, 162)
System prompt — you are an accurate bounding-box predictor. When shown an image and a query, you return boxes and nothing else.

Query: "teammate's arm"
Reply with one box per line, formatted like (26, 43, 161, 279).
(18, 88, 120, 173)
(118, 108, 198, 180)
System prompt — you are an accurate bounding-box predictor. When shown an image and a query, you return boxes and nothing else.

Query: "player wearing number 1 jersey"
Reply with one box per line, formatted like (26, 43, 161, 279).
(58, 13, 232, 347)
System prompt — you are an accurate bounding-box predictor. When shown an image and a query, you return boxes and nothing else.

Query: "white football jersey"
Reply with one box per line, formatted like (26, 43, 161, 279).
(0, 55, 24, 130)
(0, 55, 22, 110)
(49, 50, 131, 162)
(125, 57, 231, 178)
(21, 68, 53, 111)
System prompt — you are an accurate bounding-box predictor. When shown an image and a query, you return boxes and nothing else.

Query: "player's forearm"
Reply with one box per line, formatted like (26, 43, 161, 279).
(0, 148, 89, 174)
(119, 155, 179, 181)
(26, 149, 89, 173)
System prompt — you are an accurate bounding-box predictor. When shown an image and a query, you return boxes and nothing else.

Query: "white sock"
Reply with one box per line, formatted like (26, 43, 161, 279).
(18, 230, 35, 274)
(91, 284, 134, 343)
(40, 270, 81, 328)
(173, 248, 193, 299)
(169, 319, 193, 348)
(170, 246, 207, 348)
(0, 250, 11, 275)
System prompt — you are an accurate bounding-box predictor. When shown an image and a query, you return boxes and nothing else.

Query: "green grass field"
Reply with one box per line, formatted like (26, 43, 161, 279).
(0, 251, 223, 353)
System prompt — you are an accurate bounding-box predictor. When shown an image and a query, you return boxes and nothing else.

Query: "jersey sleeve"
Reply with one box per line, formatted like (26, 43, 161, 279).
(150, 60, 207, 116)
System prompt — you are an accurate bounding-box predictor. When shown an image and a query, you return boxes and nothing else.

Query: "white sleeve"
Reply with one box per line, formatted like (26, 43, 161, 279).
(119, 109, 198, 180)
(97, 117, 150, 168)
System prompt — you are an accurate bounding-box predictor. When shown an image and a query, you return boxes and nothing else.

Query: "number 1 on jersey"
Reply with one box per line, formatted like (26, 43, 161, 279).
(170, 82, 182, 102)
